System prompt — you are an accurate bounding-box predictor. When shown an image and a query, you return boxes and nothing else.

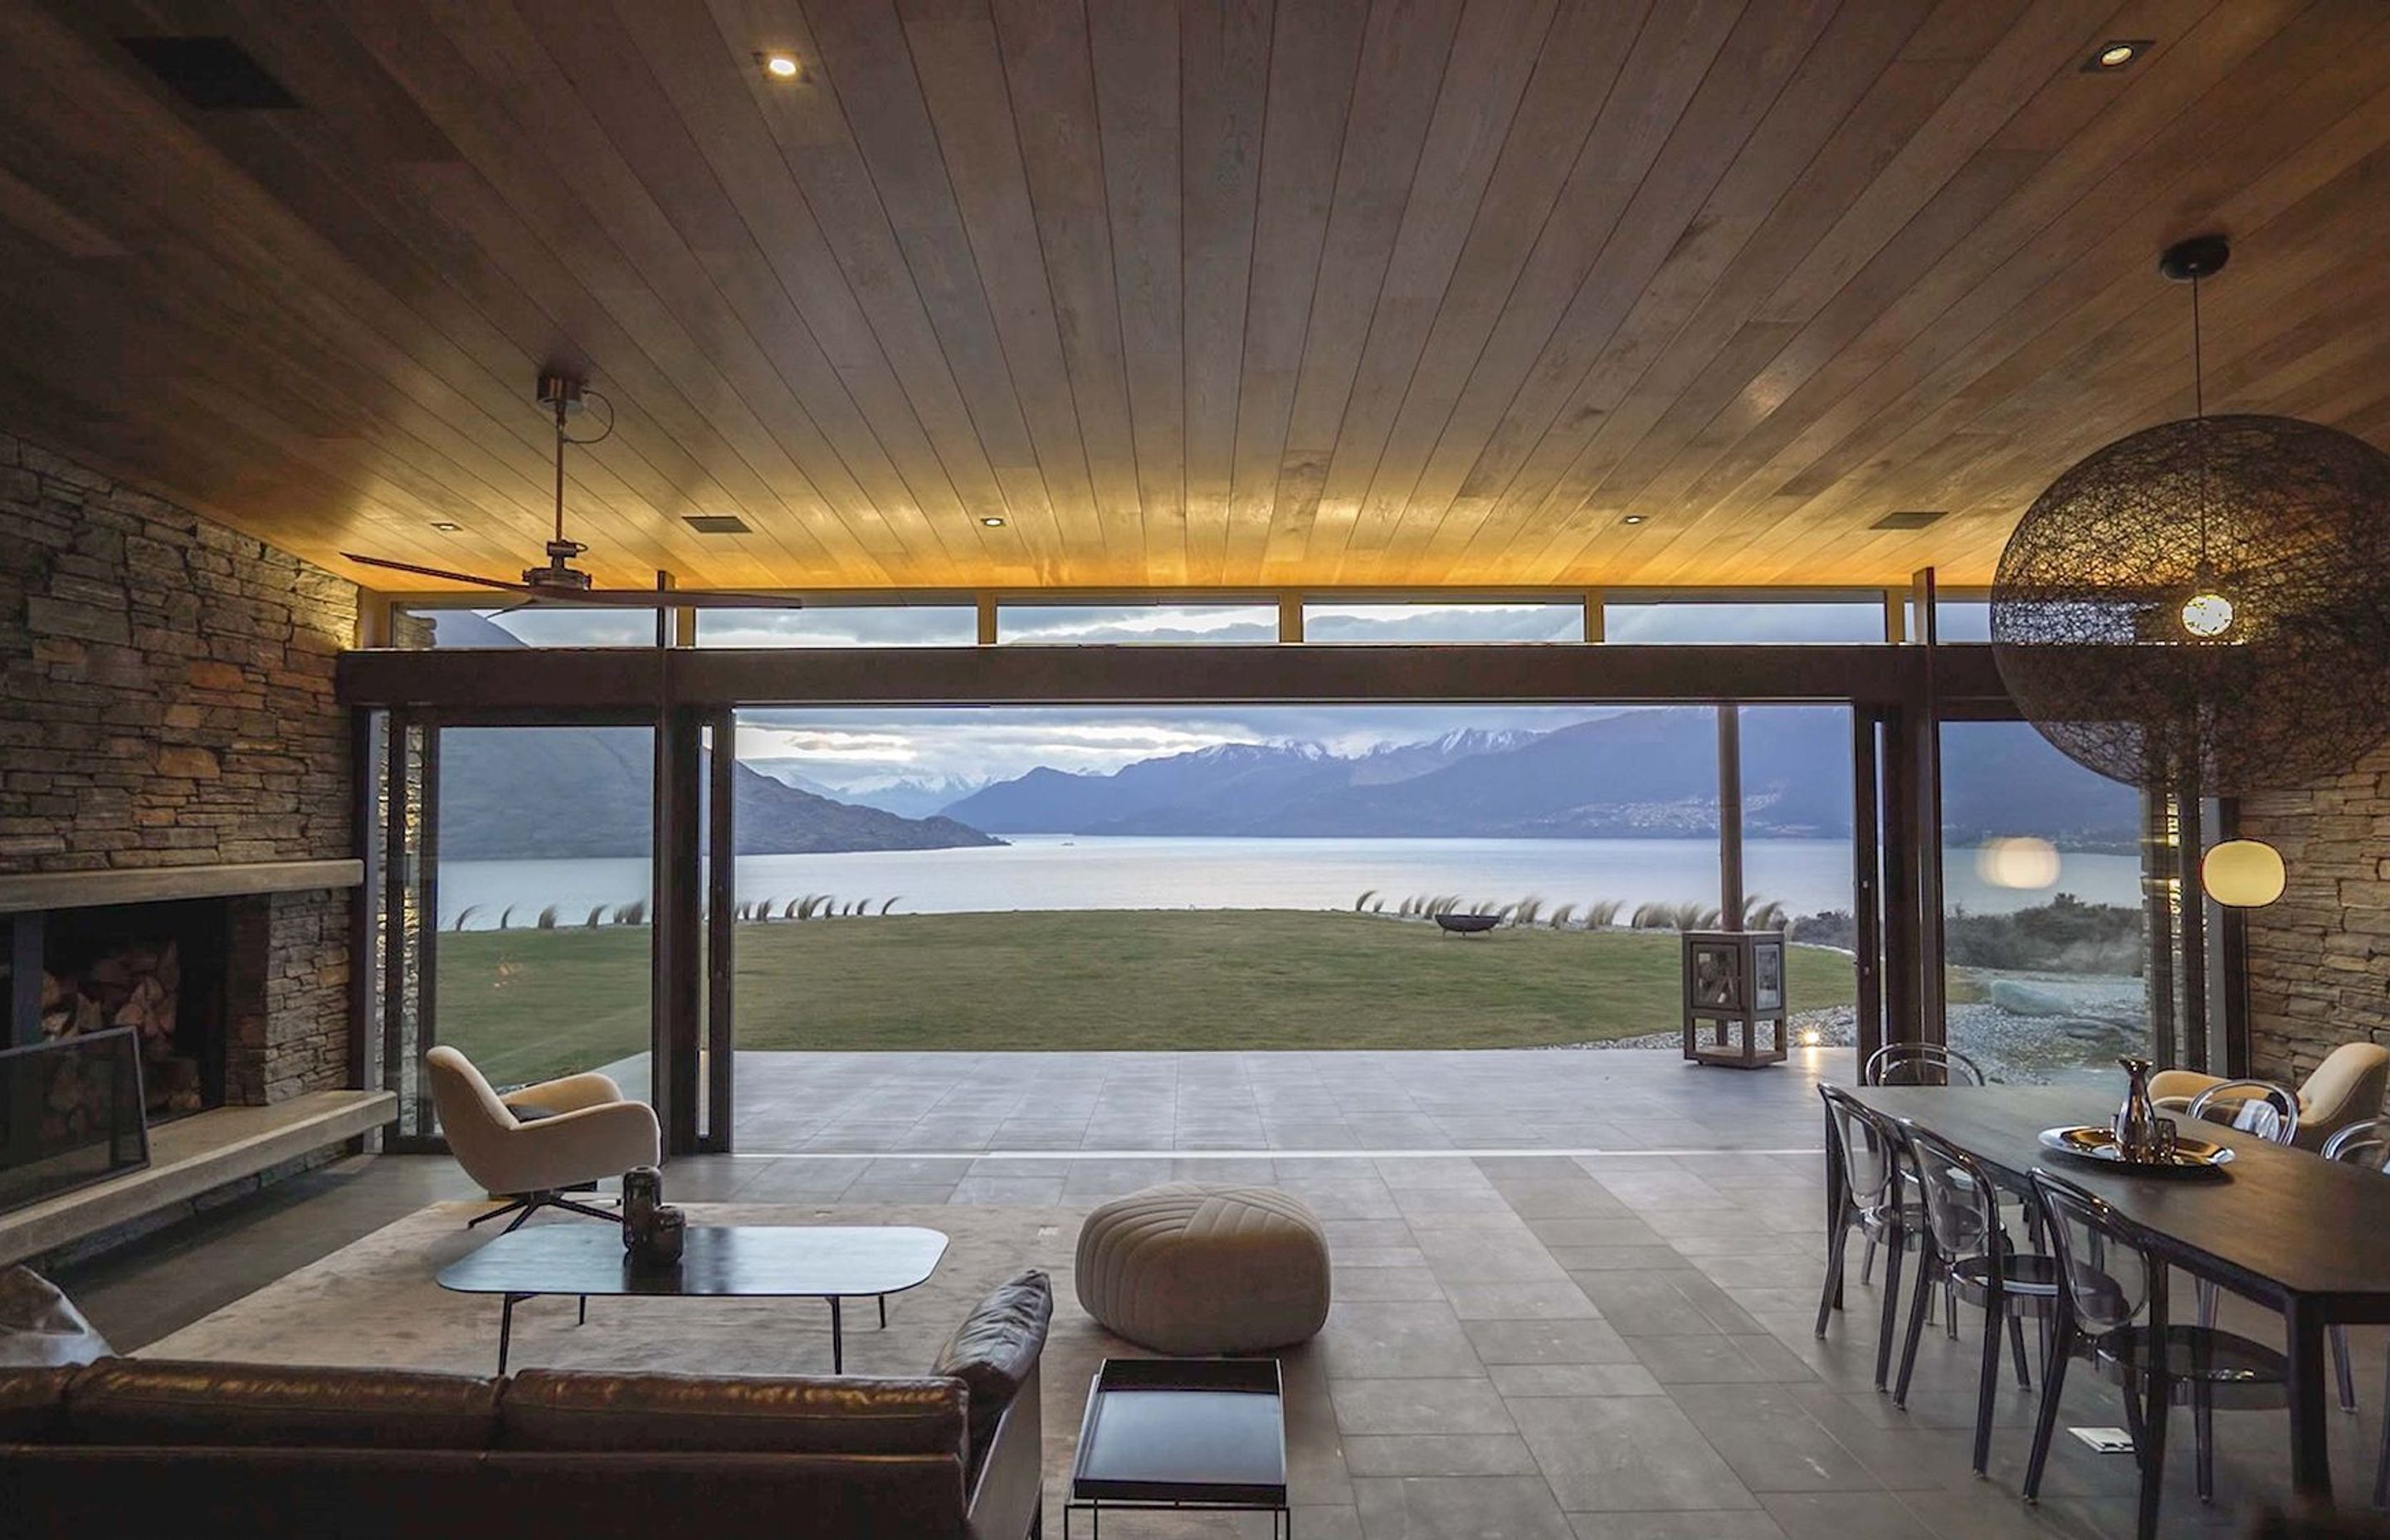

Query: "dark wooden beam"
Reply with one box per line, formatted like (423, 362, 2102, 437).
(339, 643, 2014, 711)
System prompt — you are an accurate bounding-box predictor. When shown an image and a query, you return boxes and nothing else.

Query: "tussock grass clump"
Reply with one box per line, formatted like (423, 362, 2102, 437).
(535, 905, 559, 929)
(451, 905, 482, 933)
(612, 900, 648, 926)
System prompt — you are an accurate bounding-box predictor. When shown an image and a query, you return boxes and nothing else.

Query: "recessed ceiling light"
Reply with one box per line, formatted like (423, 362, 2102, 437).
(429, 521, 462, 532)
(1621, 514, 1645, 526)
(2084, 39, 2149, 71)
(758, 51, 801, 79)
(980, 516, 1006, 527)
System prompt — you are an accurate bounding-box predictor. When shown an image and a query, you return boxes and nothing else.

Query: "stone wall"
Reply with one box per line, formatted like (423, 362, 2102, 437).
(0, 429, 358, 1101)
(2239, 743, 2390, 1084)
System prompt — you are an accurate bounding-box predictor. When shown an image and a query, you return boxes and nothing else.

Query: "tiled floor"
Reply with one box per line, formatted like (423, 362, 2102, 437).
(49, 1051, 2390, 1536)
(627, 1045, 1851, 1152)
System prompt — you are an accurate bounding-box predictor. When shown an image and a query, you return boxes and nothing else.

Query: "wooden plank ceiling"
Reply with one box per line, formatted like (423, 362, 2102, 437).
(0, 0, 2386, 595)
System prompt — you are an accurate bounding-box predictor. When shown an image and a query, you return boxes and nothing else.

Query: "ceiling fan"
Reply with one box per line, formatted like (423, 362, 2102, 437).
(341, 373, 793, 610)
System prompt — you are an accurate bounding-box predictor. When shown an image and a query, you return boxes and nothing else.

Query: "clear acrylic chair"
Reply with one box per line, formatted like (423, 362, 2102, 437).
(1864, 1042, 1988, 1088)
(2187, 1081, 2300, 1343)
(1816, 1084, 1927, 1390)
(2025, 1172, 2288, 1540)
(1855, 1044, 1988, 1286)
(2322, 1118, 2390, 1504)
(1895, 1123, 2059, 1474)
(2186, 1079, 2300, 1144)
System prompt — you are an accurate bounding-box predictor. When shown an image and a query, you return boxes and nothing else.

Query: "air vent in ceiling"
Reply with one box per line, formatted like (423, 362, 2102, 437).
(1871, 509, 1947, 530)
(120, 37, 300, 110)
(682, 514, 753, 535)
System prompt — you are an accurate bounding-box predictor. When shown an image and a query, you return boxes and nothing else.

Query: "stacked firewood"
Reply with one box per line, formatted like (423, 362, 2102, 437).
(39, 941, 200, 1117)
(40, 942, 179, 1042)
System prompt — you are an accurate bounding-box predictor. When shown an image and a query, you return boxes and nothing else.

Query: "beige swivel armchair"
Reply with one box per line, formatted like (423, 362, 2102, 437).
(425, 1047, 661, 1232)
(2150, 1041, 2390, 1153)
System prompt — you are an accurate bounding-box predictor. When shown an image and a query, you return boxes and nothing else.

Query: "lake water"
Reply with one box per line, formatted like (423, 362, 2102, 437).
(431, 835, 2143, 930)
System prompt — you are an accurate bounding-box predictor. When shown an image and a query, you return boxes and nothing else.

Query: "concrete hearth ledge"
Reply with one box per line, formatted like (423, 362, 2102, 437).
(0, 1089, 395, 1265)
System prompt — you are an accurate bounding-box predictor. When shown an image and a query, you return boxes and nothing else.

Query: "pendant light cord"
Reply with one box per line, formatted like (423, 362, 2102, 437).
(2192, 273, 2209, 571)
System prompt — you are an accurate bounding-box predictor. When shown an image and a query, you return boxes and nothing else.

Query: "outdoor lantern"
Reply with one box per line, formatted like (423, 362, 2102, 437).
(2202, 839, 2285, 908)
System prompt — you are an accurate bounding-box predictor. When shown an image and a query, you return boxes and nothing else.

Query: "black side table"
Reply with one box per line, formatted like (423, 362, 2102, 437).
(1066, 1357, 1289, 1538)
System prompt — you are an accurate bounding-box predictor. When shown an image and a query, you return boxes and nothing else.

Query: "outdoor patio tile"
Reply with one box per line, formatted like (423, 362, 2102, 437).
(834, 1182, 961, 1204)
(1374, 1157, 1495, 1187)
(1172, 1157, 1276, 1182)
(1461, 1318, 1637, 1366)
(1344, 1435, 1542, 1477)
(1352, 1475, 1577, 1540)
(1487, 1362, 1665, 1398)
(1439, 1277, 1603, 1319)
(1475, 1157, 1595, 1181)
(1508, 1396, 1758, 1513)
(1317, 1302, 1485, 1379)
(725, 1164, 863, 1201)
(949, 1177, 1066, 1204)
(1330, 1378, 1516, 1435)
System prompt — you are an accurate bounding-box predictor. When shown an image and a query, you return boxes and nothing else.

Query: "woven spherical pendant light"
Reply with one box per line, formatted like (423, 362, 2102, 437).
(1990, 236, 2390, 794)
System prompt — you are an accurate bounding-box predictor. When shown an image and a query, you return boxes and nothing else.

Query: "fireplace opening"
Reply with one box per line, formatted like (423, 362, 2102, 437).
(30, 899, 228, 1124)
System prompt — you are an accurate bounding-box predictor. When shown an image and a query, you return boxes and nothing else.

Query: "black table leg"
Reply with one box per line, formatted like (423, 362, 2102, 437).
(831, 1295, 844, 1373)
(498, 1293, 531, 1375)
(2285, 1296, 2334, 1503)
(577, 1294, 588, 1326)
(879, 1294, 888, 1329)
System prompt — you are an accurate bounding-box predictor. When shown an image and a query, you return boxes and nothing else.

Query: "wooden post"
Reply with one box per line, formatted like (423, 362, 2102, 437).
(704, 708, 736, 1153)
(1717, 704, 1744, 928)
(1583, 591, 1605, 643)
(1277, 595, 1304, 644)
(1910, 569, 1946, 1048)
(2180, 782, 2208, 1074)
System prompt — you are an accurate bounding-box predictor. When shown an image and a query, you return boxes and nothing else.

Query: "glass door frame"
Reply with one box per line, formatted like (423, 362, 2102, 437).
(373, 704, 664, 1156)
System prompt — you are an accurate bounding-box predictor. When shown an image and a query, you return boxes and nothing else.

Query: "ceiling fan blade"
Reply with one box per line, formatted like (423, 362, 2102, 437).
(339, 553, 536, 592)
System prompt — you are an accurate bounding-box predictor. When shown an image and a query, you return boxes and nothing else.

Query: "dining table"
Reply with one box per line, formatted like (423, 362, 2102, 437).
(1842, 1082, 2390, 1505)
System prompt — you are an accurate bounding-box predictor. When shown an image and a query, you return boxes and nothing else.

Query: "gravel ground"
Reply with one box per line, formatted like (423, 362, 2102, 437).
(1568, 969, 2144, 1084)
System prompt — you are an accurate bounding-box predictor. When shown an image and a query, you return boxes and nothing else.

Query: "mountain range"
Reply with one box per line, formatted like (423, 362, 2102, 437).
(938, 710, 2139, 848)
(434, 727, 1001, 860)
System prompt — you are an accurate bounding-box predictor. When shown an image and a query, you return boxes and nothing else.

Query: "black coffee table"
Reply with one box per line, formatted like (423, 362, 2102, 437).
(437, 1223, 948, 1374)
(1066, 1358, 1289, 1538)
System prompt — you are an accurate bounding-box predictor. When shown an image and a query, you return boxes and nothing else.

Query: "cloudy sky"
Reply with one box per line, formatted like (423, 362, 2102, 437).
(732, 704, 1626, 787)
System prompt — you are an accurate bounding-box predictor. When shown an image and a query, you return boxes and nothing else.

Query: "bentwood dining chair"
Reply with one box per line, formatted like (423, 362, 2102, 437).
(1817, 1084, 1927, 1391)
(2322, 1119, 2390, 1505)
(2026, 1172, 2289, 1540)
(1895, 1124, 2059, 1475)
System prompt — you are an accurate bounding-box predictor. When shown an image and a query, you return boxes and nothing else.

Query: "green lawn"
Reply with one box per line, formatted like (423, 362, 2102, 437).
(436, 910, 1857, 1086)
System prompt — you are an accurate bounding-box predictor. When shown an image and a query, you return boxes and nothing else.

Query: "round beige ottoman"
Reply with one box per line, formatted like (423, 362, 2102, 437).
(1076, 1182, 1331, 1354)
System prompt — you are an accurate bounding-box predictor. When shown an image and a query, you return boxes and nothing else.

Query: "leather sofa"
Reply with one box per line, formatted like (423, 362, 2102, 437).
(0, 1271, 1049, 1540)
